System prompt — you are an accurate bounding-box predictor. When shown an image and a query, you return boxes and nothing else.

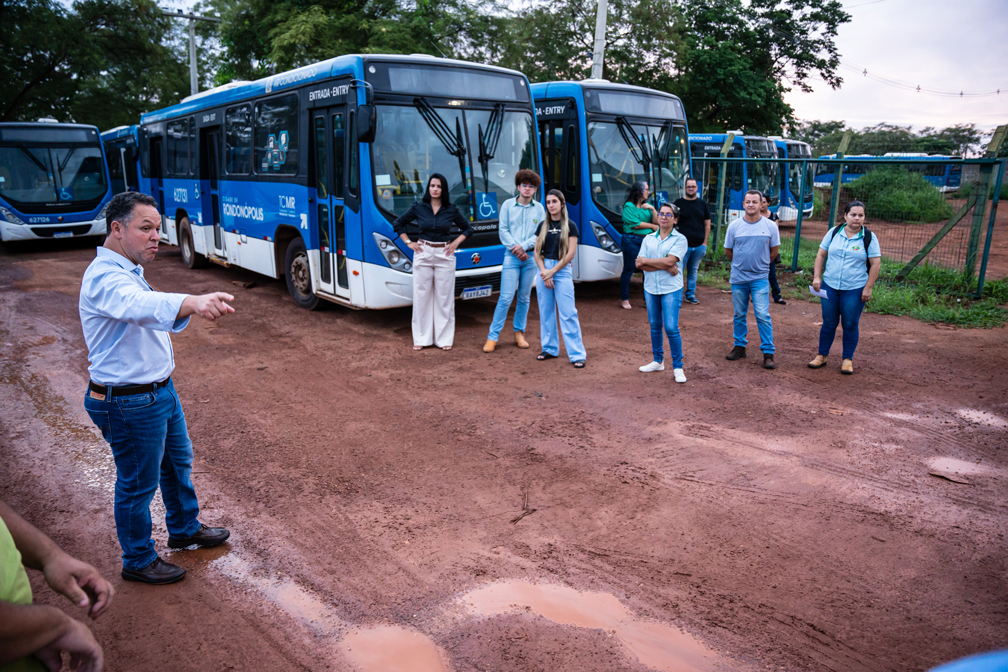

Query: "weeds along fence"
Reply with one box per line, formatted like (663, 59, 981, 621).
(699, 155, 1006, 297)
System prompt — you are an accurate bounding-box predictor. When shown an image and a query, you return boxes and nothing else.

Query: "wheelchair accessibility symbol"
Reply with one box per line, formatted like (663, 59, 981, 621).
(476, 192, 498, 220)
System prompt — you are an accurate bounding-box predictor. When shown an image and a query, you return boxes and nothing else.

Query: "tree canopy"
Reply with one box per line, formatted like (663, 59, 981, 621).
(790, 121, 986, 158)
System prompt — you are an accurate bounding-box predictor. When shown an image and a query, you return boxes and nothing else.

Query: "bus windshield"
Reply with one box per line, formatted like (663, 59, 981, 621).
(587, 120, 688, 216)
(0, 142, 106, 207)
(371, 105, 535, 220)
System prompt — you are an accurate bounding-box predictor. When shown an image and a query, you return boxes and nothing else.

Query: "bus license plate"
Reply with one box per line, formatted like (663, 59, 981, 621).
(461, 285, 492, 300)
(53, 231, 73, 238)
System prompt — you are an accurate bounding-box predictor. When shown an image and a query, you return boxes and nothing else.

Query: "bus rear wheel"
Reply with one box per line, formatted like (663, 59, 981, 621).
(284, 237, 320, 310)
(179, 217, 206, 269)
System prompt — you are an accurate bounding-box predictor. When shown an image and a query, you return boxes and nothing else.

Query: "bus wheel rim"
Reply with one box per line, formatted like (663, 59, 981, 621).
(291, 253, 311, 293)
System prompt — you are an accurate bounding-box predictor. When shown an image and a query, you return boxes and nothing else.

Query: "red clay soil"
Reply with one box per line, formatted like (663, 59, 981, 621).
(1, 239, 1006, 672)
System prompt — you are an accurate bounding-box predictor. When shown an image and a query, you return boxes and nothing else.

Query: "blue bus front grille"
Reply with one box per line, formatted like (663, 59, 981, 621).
(31, 224, 93, 237)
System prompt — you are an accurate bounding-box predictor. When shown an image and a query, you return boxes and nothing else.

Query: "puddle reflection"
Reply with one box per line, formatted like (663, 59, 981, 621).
(341, 625, 448, 672)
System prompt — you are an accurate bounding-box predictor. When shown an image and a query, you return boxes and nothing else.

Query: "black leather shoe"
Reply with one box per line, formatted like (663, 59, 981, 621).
(763, 354, 776, 369)
(726, 346, 746, 361)
(774, 297, 787, 305)
(122, 556, 186, 584)
(168, 523, 230, 549)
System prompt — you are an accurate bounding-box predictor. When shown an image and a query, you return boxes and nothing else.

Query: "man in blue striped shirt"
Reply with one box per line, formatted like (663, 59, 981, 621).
(80, 192, 234, 585)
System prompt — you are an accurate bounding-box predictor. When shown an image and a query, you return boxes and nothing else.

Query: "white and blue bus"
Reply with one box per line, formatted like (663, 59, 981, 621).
(531, 81, 691, 281)
(0, 121, 112, 243)
(814, 153, 962, 192)
(688, 133, 780, 222)
(101, 125, 142, 195)
(137, 54, 540, 309)
(770, 137, 814, 220)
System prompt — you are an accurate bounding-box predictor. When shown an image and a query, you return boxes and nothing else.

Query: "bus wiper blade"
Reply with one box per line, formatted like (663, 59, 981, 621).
(17, 144, 48, 173)
(413, 97, 466, 158)
(654, 121, 673, 162)
(616, 116, 649, 172)
(477, 103, 504, 193)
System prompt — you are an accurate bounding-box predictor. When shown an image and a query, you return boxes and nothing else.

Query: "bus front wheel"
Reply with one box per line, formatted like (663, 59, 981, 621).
(284, 238, 320, 310)
(179, 218, 206, 269)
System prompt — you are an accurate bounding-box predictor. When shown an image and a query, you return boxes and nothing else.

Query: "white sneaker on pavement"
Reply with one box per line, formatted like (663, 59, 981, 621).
(639, 361, 665, 373)
(673, 368, 687, 383)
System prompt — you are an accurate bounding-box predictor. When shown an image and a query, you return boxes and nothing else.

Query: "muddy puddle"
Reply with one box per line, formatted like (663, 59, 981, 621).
(341, 625, 448, 672)
(462, 581, 721, 672)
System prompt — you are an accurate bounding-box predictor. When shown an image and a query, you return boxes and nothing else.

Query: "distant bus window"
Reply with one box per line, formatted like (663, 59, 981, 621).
(188, 117, 197, 176)
(255, 94, 298, 175)
(225, 105, 252, 175)
(167, 120, 189, 177)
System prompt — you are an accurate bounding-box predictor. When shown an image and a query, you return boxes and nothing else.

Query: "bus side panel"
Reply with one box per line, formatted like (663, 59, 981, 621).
(218, 179, 307, 279)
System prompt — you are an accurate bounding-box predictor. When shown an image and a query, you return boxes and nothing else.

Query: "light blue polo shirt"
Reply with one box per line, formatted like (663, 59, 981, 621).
(820, 226, 881, 290)
(638, 228, 689, 295)
(724, 216, 780, 284)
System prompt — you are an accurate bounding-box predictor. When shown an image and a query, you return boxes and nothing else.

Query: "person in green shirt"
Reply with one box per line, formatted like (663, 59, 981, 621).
(619, 181, 658, 309)
(0, 499, 113, 672)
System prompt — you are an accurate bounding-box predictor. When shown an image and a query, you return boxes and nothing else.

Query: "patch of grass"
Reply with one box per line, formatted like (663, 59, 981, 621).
(955, 180, 1008, 201)
(699, 246, 1008, 328)
(848, 167, 954, 223)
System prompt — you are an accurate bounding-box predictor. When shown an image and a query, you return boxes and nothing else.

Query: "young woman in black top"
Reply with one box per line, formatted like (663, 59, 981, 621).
(392, 174, 473, 350)
(534, 189, 586, 367)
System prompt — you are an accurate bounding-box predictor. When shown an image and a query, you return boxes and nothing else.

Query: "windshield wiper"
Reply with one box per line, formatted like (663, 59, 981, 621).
(413, 97, 468, 189)
(477, 103, 504, 194)
(17, 144, 49, 173)
(616, 116, 649, 174)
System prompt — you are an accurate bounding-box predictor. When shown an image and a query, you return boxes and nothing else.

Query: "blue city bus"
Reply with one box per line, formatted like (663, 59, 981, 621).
(137, 54, 540, 309)
(101, 125, 142, 195)
(814, 153, 962, 192)
(0, 121, 112, 243)
(770, 137, 814, 220)
(531, 81, 690, 281)
(688, 133, 780, 222)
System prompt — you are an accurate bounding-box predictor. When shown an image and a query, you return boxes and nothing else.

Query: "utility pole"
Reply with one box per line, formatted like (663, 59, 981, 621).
(590, 0, 608, 80)
(161, 9, 221, 96)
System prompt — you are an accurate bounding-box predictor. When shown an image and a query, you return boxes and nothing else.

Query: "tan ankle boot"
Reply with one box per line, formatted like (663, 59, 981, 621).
(841, 359, 853, 375)
(483, 339, 496, 353)
(514, 331, 529, 349)
(808, 354, 827, 369)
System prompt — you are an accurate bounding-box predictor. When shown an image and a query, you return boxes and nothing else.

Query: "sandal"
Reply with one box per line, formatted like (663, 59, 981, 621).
(536, 352, 557, 361)
(413, 345, 424, 351)
(441, 345, 452, 351)
(572, 360, 585, 368)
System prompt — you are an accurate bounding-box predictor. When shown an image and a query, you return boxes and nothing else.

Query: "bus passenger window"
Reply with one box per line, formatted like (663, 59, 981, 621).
(348, 112, 359, 197)
(332, 114, 344, 199)
(225, 105, 252, 175)
(255, 94, 298, 175)
(565, 124, 578, 191)
(189, 117, 198, 176)
(167, 120, 188, 177)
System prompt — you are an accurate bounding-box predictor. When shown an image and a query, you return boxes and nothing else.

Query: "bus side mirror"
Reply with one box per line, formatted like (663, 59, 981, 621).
(357, 105, 376, 143)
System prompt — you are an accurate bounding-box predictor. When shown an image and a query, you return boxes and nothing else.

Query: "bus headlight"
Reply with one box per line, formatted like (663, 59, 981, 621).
(97, 203, 110, 223)
(0, 208, 26, 225)
(590, 220, 621, 254)
(373, 232, 412, 273)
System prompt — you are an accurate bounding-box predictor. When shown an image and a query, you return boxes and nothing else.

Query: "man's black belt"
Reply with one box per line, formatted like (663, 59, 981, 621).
(89, 377, 170, 398)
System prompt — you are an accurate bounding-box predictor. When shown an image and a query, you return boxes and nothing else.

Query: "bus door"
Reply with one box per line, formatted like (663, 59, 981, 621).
(310, 106, 350, 300)
(149, 136, 166, 230)
(200, 127, 226, 258)
(538, 99, 581, 275)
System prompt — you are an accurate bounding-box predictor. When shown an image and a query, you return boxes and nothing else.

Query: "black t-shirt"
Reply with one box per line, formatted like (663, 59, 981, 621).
(535, 218, 580, 260)
(672, 197, 711, 248)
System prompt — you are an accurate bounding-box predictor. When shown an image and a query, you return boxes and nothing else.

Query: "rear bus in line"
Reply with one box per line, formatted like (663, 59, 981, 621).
(531, 80, 691, 282)
(137, 54, 541, 309)
(814, 153, 962, 192)
(770, 137, 814, 220)
(0, 121, 112, 243)
(689, 133, 781, 222)
(101, 125, 142, 195)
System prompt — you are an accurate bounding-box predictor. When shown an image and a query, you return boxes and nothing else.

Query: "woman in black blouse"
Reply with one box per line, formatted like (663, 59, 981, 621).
(392, 174, 473, 350)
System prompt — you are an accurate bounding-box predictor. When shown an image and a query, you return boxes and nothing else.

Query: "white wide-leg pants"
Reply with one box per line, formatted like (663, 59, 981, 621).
(412, 243, 456, 347)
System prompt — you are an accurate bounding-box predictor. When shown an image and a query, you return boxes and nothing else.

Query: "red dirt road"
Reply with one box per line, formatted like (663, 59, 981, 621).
(1, 240, 1006, 672)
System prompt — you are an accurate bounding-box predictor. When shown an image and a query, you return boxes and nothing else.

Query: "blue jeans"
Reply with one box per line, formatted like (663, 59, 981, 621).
(84, 378, 201, 570)
(682, 244, 706, 301)
(731, 279, 775, 354)
(536, 260, 586, 361)
(619, 233, 645, 300)
(818, 282, 865, 359)
(644, 289, 683, 368)
(487, 252, 538, 341)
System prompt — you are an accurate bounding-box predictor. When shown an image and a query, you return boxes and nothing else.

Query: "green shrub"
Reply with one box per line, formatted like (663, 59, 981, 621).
(955, 180, 1008, 201)
(812, 188, 826, 218)
(848, 167, 954, 223)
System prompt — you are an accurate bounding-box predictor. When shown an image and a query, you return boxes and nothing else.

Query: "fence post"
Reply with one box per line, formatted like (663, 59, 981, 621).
(710, 132, 734, 261)
(966, 125, 1007, 279)
(827, 131, 851, 231)
(975, 157, 1006, 297)
(791, 159, 807, 272)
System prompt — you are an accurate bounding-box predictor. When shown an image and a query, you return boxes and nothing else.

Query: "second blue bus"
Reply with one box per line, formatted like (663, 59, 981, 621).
(688, 132, 780, 222)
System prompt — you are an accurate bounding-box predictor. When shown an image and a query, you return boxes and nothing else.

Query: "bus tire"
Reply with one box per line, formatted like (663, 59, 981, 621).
(284, 237, 320, 310)
(179, 217, 206, 269)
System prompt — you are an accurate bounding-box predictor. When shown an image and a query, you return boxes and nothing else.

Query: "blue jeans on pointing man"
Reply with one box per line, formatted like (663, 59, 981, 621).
(681, 244, 706, 302)
(487, 252, 538, 341)
(731, 278, 775, 354)
(83, 379, 201, 571)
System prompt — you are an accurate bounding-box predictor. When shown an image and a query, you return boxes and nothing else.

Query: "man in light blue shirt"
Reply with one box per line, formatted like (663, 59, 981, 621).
(484, 169, 546, 352)
(635, 202, 690, 382)
(80, 192, 234, 585)
(724, 190, 780, 369)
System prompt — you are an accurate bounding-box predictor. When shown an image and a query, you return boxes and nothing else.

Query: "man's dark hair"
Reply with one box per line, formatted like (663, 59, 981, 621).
(684, 177, 698, 187)
(744, 189, 763, 201)
(106, 191, 158, 230)
(514, 169, 541, 188)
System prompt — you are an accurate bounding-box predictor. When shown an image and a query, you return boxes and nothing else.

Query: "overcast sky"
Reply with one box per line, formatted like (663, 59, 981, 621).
(785, 0, 1008, 133)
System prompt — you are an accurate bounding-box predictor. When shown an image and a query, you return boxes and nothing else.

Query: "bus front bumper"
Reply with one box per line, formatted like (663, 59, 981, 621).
(0, 218, 107, 243)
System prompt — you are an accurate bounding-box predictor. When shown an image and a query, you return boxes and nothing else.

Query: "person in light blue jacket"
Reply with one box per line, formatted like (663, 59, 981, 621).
(484, 169, 546, 352)
(809, 200, 881, 375)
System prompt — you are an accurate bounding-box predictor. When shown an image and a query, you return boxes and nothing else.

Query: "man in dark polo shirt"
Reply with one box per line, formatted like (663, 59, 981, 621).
(673, 177, 711, 304)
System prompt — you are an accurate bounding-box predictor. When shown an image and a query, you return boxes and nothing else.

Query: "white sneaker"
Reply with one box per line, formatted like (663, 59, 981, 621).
(639, 361, 665, 372)
(673, 368, 687, 383)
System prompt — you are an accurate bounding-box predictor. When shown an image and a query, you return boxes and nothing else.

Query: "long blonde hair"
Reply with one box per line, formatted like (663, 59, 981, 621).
(536, 189, 571, 259)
